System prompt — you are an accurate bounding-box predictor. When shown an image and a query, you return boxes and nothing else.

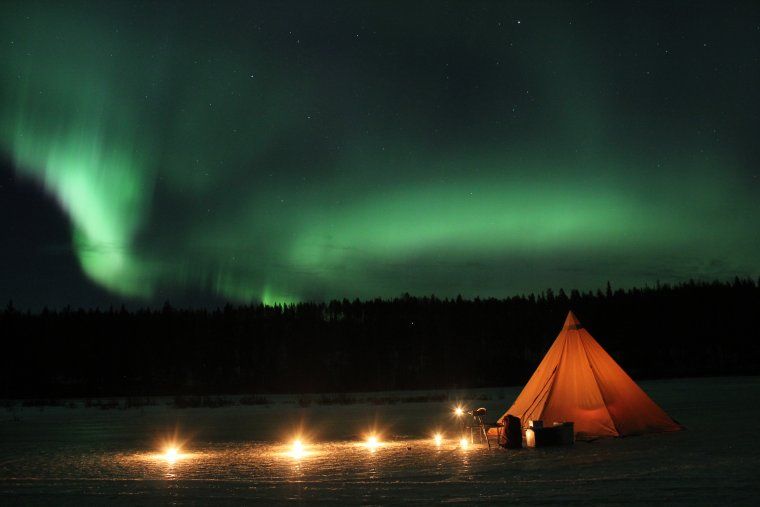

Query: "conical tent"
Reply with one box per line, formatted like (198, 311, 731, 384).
(500, 311, 682, 438)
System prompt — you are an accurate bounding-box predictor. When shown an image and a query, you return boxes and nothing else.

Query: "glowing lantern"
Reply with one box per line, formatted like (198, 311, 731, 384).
(433, 433, 443, 446)
(365, 434, 381, 450)
(163, 446, 180, 463)
(459, 437, 469, 449)
(290, 439, 305, 459)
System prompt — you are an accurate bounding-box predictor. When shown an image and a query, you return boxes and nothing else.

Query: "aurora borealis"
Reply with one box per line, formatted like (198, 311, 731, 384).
(1, 1, 759, 308)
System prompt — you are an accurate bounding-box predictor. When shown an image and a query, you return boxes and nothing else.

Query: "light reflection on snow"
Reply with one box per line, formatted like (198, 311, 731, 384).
(0, 432, 694, 503)
(0, 380, 740, 502)
(118, 439, 493, 483)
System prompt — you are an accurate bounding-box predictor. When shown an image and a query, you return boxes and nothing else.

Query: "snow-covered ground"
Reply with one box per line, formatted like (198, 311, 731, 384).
(1, 377, 759, 504)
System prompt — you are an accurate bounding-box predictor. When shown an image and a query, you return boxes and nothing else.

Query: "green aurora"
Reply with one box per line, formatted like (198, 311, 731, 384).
(1, 1, 759, 306)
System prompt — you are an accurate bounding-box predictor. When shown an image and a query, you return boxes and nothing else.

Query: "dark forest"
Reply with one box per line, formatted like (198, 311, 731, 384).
(2, 279, 758, 399)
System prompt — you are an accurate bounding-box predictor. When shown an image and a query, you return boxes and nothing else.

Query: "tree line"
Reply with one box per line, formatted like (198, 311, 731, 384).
(1, 278, 758, 398)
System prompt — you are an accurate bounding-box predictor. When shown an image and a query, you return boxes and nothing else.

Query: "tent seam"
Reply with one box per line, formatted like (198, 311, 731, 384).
(579, 332, 621, 437)
(520, 366, 557, 423)
(535, 329, 569, 423)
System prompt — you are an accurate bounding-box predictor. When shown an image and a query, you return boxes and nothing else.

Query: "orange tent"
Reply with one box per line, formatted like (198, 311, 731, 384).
(499, 311, 682, 438)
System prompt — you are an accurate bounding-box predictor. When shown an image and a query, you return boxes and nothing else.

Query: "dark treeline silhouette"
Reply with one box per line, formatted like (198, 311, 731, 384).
(1, 278, 759, 398)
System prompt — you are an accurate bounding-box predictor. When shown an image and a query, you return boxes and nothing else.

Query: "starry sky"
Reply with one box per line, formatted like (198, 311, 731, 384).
(1, 1, 759, 308)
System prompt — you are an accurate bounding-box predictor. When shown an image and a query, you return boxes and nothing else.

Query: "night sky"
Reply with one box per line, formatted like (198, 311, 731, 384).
(1, 1, 759, 308)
